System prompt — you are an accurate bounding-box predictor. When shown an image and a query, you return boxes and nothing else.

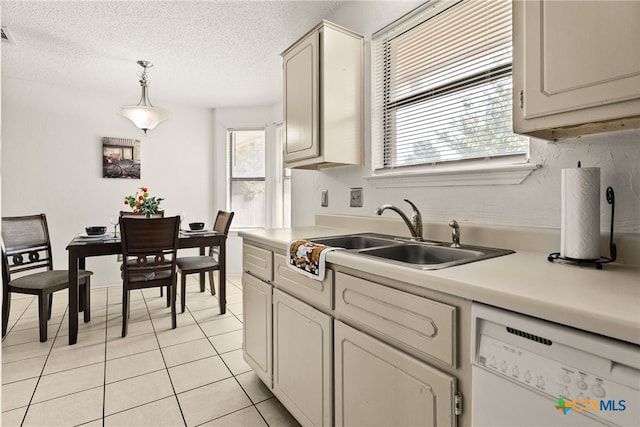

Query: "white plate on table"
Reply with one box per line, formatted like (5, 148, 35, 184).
(77, 233, 111, 239)
(181, 229, 211, 234)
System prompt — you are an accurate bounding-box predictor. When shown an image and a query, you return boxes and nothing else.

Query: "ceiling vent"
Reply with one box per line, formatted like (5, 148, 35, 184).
(1, 26, 16, 44)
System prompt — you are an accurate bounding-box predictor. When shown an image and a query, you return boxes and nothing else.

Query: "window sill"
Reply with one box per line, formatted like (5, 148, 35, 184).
(363, 163, 541, 187)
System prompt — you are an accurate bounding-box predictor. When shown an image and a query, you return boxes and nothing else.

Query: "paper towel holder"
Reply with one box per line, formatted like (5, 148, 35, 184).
(548, 186, 617, 270)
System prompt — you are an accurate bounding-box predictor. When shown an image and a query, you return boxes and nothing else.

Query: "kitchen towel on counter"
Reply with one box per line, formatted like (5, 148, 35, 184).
(288, 240, 340, 281)
(561, 166, 601, 260)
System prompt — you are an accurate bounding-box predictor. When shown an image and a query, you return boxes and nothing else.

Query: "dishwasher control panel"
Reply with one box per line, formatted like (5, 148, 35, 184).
(477, 333, 638, 425)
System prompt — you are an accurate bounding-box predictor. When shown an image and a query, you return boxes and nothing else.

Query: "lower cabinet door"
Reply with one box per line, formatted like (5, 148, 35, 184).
(273, 288, 332, 427)
(335, 320, 457, 427)
(242, 273, 272, 388)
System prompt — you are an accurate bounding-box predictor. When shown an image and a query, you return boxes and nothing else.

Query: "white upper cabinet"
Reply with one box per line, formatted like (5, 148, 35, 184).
(513, 0, 640, 141)
(282, 31, 320, 163)
(282, 21, 364, 169)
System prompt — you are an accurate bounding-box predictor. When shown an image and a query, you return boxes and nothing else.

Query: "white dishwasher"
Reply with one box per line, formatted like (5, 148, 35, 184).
(471, 302, 640, 426)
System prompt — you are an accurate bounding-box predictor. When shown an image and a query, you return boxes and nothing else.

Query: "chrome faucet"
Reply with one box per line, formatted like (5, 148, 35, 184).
(448, 219, 460, 247)
(375, 199, 423, 241)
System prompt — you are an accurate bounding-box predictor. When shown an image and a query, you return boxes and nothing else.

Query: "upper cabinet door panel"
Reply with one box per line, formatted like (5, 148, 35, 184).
(523, 0, 640, 120)
(282, 21, 364, 168)
(283, 31, 319, 162)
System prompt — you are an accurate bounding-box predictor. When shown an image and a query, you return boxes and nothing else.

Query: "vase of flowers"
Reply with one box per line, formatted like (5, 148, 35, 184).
(124, 186, 164, 218)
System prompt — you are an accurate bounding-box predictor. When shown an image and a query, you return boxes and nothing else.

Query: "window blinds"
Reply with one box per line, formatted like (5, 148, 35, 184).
(372, 0, 528, 171)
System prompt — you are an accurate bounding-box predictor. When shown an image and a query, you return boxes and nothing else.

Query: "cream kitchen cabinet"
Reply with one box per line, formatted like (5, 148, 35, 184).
(513, 0, 640, 140)
(282, 20, 364, 169)
(272, 288, 332, 427)
(335, 320, 458, 427)
(243, 243, 334, 427)
(242, 237, 470, 427)
(334, 271, 457, 367)
(273, 253, 333, 310)
(242, 243, 273, 387)
(272, 253, 334, 427)
(334, 271, 465, 427)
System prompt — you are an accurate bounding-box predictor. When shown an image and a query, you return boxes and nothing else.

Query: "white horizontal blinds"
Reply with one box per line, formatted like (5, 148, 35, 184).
(373, 0, 528, 170)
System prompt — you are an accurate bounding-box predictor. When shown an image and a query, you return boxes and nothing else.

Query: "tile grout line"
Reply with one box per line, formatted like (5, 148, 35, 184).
(185, 281, 249, 425)
(3, 292, 111, 424)
(140, 285, 188, 427)
(2, 297, 36, 342)
(18, 303, 67, 427)
(102, 287, 110, 427)
(222, 279, 274, 426)
(3, 277, 275, 426)
(188, 279, 273, 427)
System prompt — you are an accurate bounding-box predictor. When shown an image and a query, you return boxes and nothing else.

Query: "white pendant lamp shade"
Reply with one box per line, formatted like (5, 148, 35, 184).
(118, 105, 169, 133)
(119, 60, 169, 134)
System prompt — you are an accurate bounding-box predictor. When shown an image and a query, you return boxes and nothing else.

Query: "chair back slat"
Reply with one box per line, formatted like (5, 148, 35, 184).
(120, 216, 180, 283)
(121, 217, 178, 253)
(208, 211, 234, 258)
(2, 214, 50, 251)
(213, 211, 234, 235)
(1, 214, 54, 279)
(120, 211, 165, 219)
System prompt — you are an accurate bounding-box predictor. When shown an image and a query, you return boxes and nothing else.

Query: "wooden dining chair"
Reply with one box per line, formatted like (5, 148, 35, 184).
(1, 214, 93, 342)
(177, 211, 234, 313)
(120, 210, 168, 301)
(119, 216, 180, 337)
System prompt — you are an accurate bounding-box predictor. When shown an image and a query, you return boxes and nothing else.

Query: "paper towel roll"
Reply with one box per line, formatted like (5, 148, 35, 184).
(561, 167, 601, 260)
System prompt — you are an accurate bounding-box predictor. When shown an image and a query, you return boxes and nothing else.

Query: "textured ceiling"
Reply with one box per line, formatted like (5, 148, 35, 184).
(1, 0, 344, 108)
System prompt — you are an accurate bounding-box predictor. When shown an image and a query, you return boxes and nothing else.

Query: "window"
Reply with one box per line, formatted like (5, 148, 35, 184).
(228, 129, 266, 228)
(372, 0, 528, 173)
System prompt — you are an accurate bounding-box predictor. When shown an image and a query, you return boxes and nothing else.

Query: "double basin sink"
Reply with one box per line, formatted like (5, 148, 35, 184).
(308, 233, 514, 270)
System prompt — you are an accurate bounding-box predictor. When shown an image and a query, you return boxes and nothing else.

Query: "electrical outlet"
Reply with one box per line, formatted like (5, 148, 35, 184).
(350, 187, 363, 207)
(321, 190, 329, 207)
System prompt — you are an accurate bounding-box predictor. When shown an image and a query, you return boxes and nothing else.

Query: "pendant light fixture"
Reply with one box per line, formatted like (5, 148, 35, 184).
(118, 60, 169, 134)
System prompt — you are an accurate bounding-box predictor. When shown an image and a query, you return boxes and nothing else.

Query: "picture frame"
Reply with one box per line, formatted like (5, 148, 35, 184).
(102, 137, 141, 179)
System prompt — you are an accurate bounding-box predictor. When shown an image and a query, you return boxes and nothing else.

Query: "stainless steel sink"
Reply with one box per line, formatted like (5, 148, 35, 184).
(308, 233, 401, 250)
(360, 244, 482, 264)
(359, 243, 513, 269)
(307, 233, 514, 270)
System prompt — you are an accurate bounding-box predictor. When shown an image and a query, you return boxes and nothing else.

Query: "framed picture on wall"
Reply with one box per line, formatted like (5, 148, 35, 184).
(103, 137, 141, 179)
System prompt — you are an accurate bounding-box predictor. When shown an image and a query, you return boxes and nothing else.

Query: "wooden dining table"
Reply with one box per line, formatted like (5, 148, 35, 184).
(66, 230, 227, 345)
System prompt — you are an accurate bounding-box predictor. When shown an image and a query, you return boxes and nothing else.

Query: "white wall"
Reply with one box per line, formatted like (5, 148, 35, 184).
(291, 1, 640, 235)
(1, 78, 215, 286)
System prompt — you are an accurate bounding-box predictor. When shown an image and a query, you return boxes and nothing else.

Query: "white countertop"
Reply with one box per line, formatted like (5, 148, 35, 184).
(239, 227, 640, 346)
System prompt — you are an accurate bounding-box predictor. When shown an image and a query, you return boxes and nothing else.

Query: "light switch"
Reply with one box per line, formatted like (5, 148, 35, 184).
(321, 190, 329, 207)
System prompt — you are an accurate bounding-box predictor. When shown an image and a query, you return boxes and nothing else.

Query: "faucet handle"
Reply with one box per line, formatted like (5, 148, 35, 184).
(403, 199, 423, 238)
(448, 219, 460, 247)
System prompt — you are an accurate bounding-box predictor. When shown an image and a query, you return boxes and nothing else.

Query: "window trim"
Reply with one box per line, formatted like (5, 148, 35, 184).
(371, 0, 538, 183)
(274, 123, 292, 229)
(364, 160, 540, 188)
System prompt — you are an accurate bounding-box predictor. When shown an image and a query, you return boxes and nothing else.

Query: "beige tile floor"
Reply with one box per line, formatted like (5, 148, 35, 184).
(1, 275, 300, 427)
